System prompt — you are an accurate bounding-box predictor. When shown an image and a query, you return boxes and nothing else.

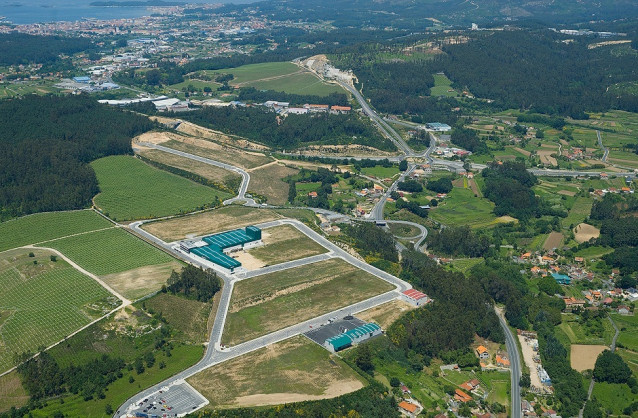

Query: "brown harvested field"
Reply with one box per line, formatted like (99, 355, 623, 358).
(187, 336, 365, 409)
(571, 344, 607, 372)
(468, 178, 481, 197)
(163, 138, 272, 169)
(356, 299, 415, 329)
(574, 223, 601, 243)
(0, 371, 29, 413)
(223, 258, 394, 345)
(245, 224, 328, 266)
(137, 148, 241, 188)
(543, 231, 564, 250)
(247, 163, 299, 205)
(558, 189, 577, 197)
(538, 149, 558, 166)
(101, 261, 182, 300)
(452, 178, 465, 188)
(513, 147, 532, 157)
(142, 206, 284, 242)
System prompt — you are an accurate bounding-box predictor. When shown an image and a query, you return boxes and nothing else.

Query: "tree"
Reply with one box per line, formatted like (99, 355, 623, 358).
(399, 159, 408, 171)
(583, 399, 603, 418)
(50, 255, 57, 262)
(389, 377, 400, 387)
(593, 350, 631, 383)
(520, 373, 531, 388)
(105, 404, 114, 415)
(354, 343, 374, 373)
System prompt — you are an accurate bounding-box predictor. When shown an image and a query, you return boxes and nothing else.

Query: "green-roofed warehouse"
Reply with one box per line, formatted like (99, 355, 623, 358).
(324, 322, 382, 353)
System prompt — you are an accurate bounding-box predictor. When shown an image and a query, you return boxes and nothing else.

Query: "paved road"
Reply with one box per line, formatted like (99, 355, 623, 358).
(597, 130, 609, 162)
(371, 164, 416, 221)
(119, 218, 412, 417)
(136, 142, 253, 204)
(496, 308, 521, 418)
(529, 168, 635, 178)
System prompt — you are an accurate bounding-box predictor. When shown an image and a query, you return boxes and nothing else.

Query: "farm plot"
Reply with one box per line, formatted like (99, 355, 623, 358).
(570, 344, 607, 372)
(543, 231, 564, 251)
(611, 314, 638, 352)
(101, 261, 183, 301)
(142, 206, 284, 242)
(241, 224, 328, 267)
(0, 371, 29, 413)
(429, 187, 497, 228)
(41, 227, 174, 276)
(0, 249, 117, 373)
(222, 258, 394, 345)
(91, 155, 227, 221)
(247, 163, 299, 205)
(246, 72, 345, 96)
(573, 223, 600, 244)
(136, 147, 241, 190)
(188, 335, 365, 409)
(0, 210, 112, 252)
(564, 198, 594, 229)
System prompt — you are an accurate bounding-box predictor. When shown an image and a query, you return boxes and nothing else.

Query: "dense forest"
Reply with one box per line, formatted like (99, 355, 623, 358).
(427, 225, 491, 257)
(182, 106, 393, 151)
(342, 222, 399, 263)
(0, 33, 92, 66)
(165, 265, 222, 302)
(0, 95, 154, 220)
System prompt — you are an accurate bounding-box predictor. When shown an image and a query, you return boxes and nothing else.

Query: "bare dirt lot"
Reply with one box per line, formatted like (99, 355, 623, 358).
(247, 163, 299, 205)
(538, 149, 558, 166)
(246, 224, 328, 266)
(571, 344, 608, 371)
(101, 261, 182, 300)
(543, 231, 564, 250)
(356, 299, 415, 329)
(142, 206, 284, 242)
(187, 335, 365, 409)
(518, 335, 543, 390)
(574, 223, 601, 244)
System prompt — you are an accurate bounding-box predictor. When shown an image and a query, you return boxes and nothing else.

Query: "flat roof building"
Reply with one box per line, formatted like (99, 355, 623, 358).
(426, 122, 452, 132)
(324, 322, 382, 353)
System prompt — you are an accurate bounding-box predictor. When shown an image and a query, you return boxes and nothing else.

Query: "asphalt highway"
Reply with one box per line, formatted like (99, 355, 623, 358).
(497, 308, 521, 418)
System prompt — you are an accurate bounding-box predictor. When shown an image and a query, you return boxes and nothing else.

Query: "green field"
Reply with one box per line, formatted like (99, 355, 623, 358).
(208, 62, 345, 96)
(558, 314, 615, 346)
(449, 258, 484, 273)
(360, 165, 399, 179)
(573, 246, 614, 259)
(0, 249, 116, 373)
(143, 293, 211, 343)
(223, 258, 394, 345)
(247, 224, 328, 265)
(611, 314, 638, 352)
(0, 210, 112, 252)
(188, 335, 365, 408)
(564, 197, 594, 228)
(91, 155, 229, 221)
(0, 81, 57, 99)
(592, 381, 636, 415)
(430, 73, 459, 97)
(41, 227, 174, 276)
(429, 187, 497, 228)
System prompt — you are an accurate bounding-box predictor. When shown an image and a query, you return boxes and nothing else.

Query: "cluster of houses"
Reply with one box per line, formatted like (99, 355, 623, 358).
(563, 288, 636, 314)
(474, 344, 511, 370)
(520, 251, 599, 285)
(434, 145, 472, 158)
(522, 400, 562, 418)
(590, 185, 634, 196)
(263, 100, 352, 115)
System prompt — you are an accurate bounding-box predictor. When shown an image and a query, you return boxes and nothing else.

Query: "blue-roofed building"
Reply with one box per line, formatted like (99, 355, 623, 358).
(73, 76, 91, 83)
(180, 226, 262, 273)
(324, 322, 382, 353)
(426, 122, 452, 132)
(551, 272, 571, 285)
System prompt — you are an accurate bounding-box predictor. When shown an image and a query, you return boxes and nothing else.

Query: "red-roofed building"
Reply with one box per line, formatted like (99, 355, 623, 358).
(402, 289, 430, 306)
(398, 401, 420, 416)
(330, 105, 351, 114)
(454, 389, 472, 403)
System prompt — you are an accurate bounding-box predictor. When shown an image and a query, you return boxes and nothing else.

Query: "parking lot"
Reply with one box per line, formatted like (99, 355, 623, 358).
(123, 381, 208, 417)
(304, 316, 365, 346)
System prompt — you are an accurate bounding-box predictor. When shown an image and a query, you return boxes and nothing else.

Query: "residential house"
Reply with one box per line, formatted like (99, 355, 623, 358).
(454, 389, 472, 403)
(496, 355, 510, 367)
(398, 401, 420, 417)
(476, 345, 489, 360)
(617, 305, 631, 315)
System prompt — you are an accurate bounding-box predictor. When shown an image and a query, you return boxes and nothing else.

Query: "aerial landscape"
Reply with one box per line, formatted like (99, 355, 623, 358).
(1, 0, 638, 417)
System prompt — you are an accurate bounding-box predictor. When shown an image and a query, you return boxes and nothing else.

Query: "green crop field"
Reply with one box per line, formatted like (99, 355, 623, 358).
(0, 210, 113, 252)
(564, 197, 594, 228)
(91, 155, 228, 221)
(573, 246, 614, 259)
(429, 187, 497, 228)
(592, 382, 636, 416)
(41, 227, 174, 276)
(430, 73, 459, 97)
(0, 249, 117, 373)
(246, 72, 345, 96)
(213, 62, 300, 84)
(611, 314, 638, 352)
(557, 314, 615, 346)
(360, 165, 399, 179)
(223, 258, 394, 345)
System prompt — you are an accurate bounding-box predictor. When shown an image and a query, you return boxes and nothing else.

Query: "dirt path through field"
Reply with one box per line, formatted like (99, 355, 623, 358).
(232, 70, 304, 87)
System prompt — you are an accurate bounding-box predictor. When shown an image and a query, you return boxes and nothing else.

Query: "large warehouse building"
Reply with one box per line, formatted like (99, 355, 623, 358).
(324, 322, 382, 353)
(180, 226, 262, 273)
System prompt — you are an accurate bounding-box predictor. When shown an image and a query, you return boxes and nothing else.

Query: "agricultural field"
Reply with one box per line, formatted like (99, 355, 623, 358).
(0, 248, 117, 373)
(570, 344, 607, 372)
(243, 224, 328, 266)
(0, 371, 29, 413)
(247, 163, 299, 205)
(557, 314, 615, 346)
(0, 81, 57, 98)
(543, 231, 564, 251)
(428, 187, 498, 228)
(592, 381, 636, 416)
(210, 62, 301, 85)
(136, 147, 242, 190)
(360, 165, 400, 179)
(188, 335, 365, 409)
(0, 209, 113, 252)
(430, 73, 459, 97)
(101, 261, 183, 301)
(41, 227, 175, 276)
(222, 258, 394, 345)
(564, 197, 594, 229)
(91, 156, 229, 221)
(611, 313, 638, 352)
(142, 206, 284, 242)
(617, 348, 638, 376)
(449, 258, 484, 273)
(573, 245, 614, 259)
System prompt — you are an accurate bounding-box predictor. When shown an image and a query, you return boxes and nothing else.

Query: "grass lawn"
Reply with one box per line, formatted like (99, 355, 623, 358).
(246, 72, 345, 96)
(188, 335, 365, 408)
(429, 187, 497, 228)
(592, 381, 635, 415)
(214, 62, 300, 85)
(247, 224, 328, 265)
(91, 155, 227, 221)
(430, 73, 459, 97)
(0, 371, 29, 413)
(0, 249, 117, 373)
(0, 210, 112, 252)
(611, 314, 638, 352)
(41, 227, 174, 276)
(388, 223, 421, 238)
(449, 258, 484, 273)
(223, 258, 394, 345)
(142, 206, 284, 242)
(360, 165, 399, 179)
